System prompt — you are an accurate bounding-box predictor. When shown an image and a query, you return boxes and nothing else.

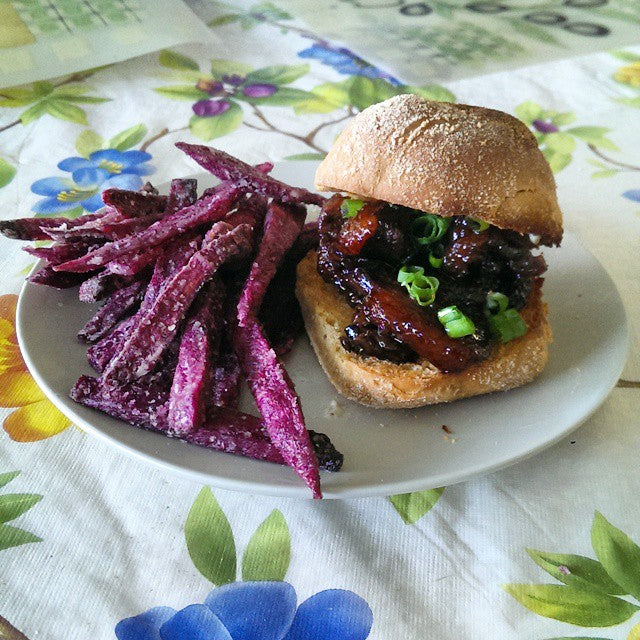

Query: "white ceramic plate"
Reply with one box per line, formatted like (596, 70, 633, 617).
(17, 162, 628, 498)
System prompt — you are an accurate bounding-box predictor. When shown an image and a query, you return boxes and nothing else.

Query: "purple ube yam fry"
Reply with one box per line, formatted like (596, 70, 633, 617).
(211, 347, 242, 409)
(77, 268, 147, 304)
(101, 222, 253, 386)
(77, 280, 146, 344)
(167, 280, 224, 435)
(53, 184, 241, 273)
(0, 211, 107, 241)
(43, 208, 124, 242)
(106, 244, 165, 276)
(24, 239, 103, 266)
(100, 212, 166, 239)
(101, 189, 168, 218)
(234, 317, 322, 498)
(28, 265, 93, 289)
(175, 142, 324, 206)
(237, 201, 306, 327)
(166, 178, 198, 212)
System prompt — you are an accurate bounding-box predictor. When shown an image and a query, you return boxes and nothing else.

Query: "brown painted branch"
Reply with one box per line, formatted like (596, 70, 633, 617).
(588, 144, 640, 172)
(617, 379, 640, 388)
(0, 615, 30, 640)
(0, 119, 20, 134)
(303, 109, 353, 149)
(140, 126, 188, 152)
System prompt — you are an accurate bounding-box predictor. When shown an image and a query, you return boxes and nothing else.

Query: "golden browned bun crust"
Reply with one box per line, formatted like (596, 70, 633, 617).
(296, 251, 552, 408)
(315, 94, 563, 245)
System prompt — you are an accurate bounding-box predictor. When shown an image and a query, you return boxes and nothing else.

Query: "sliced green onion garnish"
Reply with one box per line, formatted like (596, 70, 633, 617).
(486, 291, 509, 314)
(437, 305, 475, 338)
(340, 198, 365, 219)
(411, 213, 450, 246)
(428, 251, 443, 268)
(397, 265, 439, 306)
(468, 217, 489, 233)
(488, 308, 527, 343)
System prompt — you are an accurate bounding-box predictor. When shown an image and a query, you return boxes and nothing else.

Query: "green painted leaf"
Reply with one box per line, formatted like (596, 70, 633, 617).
(159, 49, 199, 71)
(239, 15, 259, 30)
(403, 85, 455, 103)
(348, 76, 397, 111)
(0, 494, 42, 524)
(568, 127, 619, 151)
(154, 85, 210, 101)
(592, 170, 619, 179)
(210, 59, 252, 81)
(545, 132, 576, 154)
(185, 487, 236, 585)
(526, 549, 627, 595)
(389, 487, 444, 524)
(240, 87, 314, 107)
(18, 101, 47, 125)
(245, 64, 309, 86)
(543, 149, 572, 173)
(0, 523, 42, 551)
(293, 82, 350, 114)
(51, 83, 95, 97)
(189, 101, 243, 141)
(62, 95, 110, 105)
(44, 99, 87, 124)
(0, 86, 39, 107)
(32, 81, 53, 97)
(514, 101, 543, 125)
(208, 14, 240, 27)
(109, 124, 148, 151)
(503, 584, 638, 626)
(0, 471, 19, 489)
(75, 130, 104, 157)
(543, 637, 614, 639)
(284, 153, 326, 161)
(0, 159, 16, 189)
(610, 50, 640, 63)
(551, 112, 576, 127)
(241, 510, 290, 581)
(617, 96, 640, 109)
(591, 511, 640, 601)
(250, 2, 292, 21)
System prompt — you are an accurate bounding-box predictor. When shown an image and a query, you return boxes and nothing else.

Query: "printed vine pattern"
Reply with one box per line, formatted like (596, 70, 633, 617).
(115, 488, 373, 639)
(505, 512, 640, 637)
(152, 48, 454, 158)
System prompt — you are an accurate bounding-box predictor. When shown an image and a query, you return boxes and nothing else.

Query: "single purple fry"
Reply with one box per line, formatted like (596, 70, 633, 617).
(101, 212, 166, 239)
(101, 222, 253, 386)
(168, 280, 224, 435)
(166, 178, 198, 212)
(237, 201, 306, 327)
(28, 265, 93, 289)
(23, 239, 104, 266)
(233, 317, 321, 498)
(53, 184, 241, 273)
(101, 189, 168, 218)
(175, 142, 324, 206)
(106, 244, 165, 277)
(78, 269, 145, 304)
(77, 280, 146, 344)
(211, 346, 242, 409)
(42, 208, 125, 242)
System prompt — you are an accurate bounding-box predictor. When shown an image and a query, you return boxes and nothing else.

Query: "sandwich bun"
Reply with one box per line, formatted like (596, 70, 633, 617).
(315, 94, 562, 245)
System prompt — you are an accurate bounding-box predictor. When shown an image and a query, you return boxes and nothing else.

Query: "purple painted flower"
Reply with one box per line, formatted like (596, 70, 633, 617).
(192, 99, 231, 117)
(243, 83, 277, 98)
(623, 189, 640, 203)
(532, 119, 559, 134)
(115, 581, 373, 640)
(298, 42, 400, 85)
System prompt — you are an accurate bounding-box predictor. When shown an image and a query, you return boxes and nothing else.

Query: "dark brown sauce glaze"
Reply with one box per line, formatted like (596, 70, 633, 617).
(316, 194, 544, 372)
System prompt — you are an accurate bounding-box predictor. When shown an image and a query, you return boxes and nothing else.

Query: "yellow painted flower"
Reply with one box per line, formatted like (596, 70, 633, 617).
(0, 294, 70, 441)
(614, 61, 640, 88)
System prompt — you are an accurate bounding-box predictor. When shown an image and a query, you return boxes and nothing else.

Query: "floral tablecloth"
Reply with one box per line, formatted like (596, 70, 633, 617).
(1, 3, 640, 639)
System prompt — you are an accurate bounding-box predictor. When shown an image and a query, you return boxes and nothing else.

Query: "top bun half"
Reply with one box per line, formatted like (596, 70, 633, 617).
(315, 95, 563, 245)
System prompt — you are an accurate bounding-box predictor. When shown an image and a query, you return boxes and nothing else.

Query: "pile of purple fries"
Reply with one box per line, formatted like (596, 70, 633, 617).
(0, 143, 344, 498)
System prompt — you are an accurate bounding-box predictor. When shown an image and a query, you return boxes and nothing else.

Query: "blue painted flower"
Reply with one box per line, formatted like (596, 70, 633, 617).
(115, 581, 373, 640)
(31, 149, 153, 215)
(298, 42, 400, 85)
(623, 189, 640, 203)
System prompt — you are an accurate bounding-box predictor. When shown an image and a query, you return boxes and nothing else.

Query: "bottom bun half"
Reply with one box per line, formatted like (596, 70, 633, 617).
(295, 251, 552, 409)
